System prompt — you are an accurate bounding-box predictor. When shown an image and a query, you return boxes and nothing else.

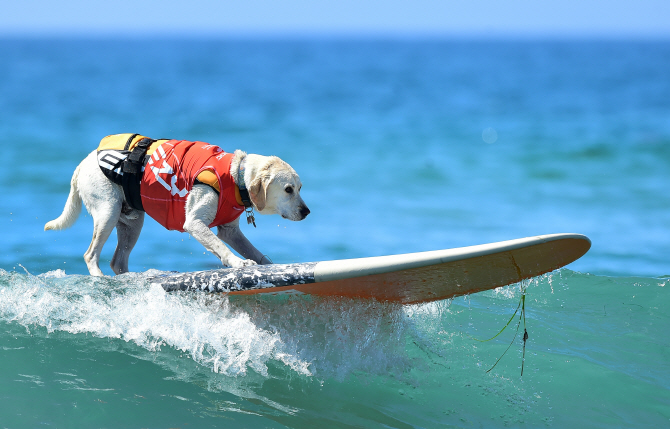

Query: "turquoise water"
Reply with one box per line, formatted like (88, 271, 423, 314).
(1, 39, 669, 427)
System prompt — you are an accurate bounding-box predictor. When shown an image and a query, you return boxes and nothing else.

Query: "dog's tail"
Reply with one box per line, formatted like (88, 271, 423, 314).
(44, 162, 83, 231)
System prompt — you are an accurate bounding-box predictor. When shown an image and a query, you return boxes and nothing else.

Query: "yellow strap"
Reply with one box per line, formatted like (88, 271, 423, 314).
(97, 133, 168, 155)
(196, 170, 220, 193)
(196, 169, 244, 205)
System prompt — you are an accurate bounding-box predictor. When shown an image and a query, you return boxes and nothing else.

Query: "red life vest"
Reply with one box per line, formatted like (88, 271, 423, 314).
(140, 140, 245, 232)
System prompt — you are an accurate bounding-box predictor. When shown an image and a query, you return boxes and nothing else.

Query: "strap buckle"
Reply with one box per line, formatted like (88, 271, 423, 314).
(123, 137, 154, 174)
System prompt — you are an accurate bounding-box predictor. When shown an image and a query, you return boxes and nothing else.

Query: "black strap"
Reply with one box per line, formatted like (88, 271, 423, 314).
(121, 137, 155, 211)
(238, 187, 253, 208)
(122, 138, 154, 175)
(237, 160, 253, 208)
(237, 158, 256, 227)
(123, 133, 140, 150)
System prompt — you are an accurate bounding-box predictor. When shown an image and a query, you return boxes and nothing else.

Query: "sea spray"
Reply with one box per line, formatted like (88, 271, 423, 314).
(0, 270, 308, 377)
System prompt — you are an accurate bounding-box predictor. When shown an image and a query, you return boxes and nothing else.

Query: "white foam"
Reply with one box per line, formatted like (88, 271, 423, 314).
(0, 269, 446, 382)
(0, 271, 311, 377)
(39, 269, 67, 278)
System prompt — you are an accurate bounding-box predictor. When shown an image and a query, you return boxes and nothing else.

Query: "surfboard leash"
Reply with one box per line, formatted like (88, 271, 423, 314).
(471, 283, 529, 376)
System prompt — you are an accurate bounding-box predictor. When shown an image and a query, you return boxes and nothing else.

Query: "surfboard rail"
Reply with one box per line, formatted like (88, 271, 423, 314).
(150, 233, 591, 304)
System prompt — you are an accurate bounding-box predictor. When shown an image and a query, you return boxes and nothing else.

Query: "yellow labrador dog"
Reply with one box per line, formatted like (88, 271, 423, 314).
(45, 134, 309, 276)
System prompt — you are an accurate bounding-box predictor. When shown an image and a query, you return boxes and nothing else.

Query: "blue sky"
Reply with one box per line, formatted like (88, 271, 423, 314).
(1, 0, 668, 38)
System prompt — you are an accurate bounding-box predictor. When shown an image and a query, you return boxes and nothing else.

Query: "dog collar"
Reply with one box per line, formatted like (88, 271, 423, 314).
(237, 156, 257, 227)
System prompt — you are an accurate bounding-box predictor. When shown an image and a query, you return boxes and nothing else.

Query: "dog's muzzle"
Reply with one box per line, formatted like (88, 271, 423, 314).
(299, 205, 310, 219)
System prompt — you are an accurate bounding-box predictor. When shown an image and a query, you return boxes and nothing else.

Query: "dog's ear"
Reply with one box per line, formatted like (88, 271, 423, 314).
(249, 176, 267, 212)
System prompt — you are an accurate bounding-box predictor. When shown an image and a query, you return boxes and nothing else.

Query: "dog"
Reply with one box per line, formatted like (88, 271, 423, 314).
(45, 134, 309, 276)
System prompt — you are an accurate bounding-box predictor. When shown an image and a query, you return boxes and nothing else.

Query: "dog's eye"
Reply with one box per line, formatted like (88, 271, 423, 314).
(285, 186, 293, 194)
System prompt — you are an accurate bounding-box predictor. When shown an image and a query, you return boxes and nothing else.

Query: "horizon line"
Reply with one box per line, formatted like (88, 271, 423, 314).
(1, 30, 669, 42)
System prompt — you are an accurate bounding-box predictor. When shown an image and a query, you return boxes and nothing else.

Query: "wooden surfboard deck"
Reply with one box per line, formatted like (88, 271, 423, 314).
(149, 233, 591, 304)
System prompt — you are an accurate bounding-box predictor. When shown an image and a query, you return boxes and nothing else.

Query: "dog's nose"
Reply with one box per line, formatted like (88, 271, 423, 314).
(299, 205, 310, 219)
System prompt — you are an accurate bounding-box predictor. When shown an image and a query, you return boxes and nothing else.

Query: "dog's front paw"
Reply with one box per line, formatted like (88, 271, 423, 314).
(229, 258, 258, 268)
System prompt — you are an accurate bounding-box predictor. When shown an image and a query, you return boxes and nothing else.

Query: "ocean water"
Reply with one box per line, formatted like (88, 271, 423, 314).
(0, 39, 669, 427)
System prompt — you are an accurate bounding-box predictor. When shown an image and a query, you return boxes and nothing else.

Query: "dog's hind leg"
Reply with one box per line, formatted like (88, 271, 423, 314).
(83, 203, 120, 276)
(111, 208, 144, 275)
(76, 153, 125, 276)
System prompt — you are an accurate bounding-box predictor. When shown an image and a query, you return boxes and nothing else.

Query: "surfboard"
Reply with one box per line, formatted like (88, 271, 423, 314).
(150, 233, 591, 304)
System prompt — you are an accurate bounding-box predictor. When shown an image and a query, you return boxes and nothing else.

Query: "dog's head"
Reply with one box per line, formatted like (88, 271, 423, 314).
(248, 156, 310, 221)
